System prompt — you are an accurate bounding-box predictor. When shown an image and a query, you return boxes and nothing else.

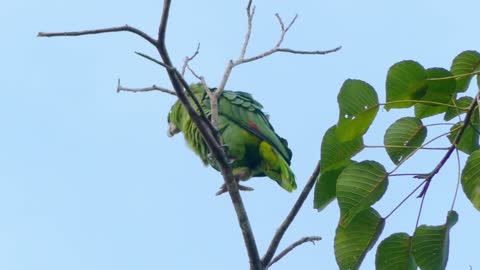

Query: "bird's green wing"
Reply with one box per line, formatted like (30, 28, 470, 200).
(204, 90, 292, 164)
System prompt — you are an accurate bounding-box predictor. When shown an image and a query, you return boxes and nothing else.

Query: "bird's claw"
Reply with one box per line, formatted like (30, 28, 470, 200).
(215, 183, 254, 196)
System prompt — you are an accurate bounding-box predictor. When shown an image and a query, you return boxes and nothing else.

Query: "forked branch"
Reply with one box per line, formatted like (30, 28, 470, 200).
(38, 25, 158, 48)
(267, 236, 322, 268)
(262, 161, 321, 267)
(117, 79, 176, 95)
(418, 95, 479, 197)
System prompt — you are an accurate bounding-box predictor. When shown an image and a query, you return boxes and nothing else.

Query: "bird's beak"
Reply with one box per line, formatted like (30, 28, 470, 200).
(167, 122, 180, 137)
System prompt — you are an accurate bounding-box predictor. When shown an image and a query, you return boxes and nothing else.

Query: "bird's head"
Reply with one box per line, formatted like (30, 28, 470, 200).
(167, 101, 183, 137)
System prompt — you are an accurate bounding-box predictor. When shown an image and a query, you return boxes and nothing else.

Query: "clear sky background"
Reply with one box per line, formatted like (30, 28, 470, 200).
(2, 0, 480, 269)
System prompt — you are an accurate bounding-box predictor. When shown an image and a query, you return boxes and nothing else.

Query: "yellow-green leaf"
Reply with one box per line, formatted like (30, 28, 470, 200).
(337, 79, 379, 141)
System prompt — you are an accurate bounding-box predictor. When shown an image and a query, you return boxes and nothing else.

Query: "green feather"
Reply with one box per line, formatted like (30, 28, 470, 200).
(167, 83, 296, 192)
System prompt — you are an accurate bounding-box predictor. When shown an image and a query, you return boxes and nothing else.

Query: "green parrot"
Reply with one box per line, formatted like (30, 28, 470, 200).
(167, 83, 296, 194)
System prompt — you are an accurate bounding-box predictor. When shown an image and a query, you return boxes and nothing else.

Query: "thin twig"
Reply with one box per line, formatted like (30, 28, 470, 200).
(388, 127, 462, 175)
(384, 180, 427, 220)
(450, 148, 461, 210)
(38, 25, 158, 48)
(239, 0, 255, 61)
(267, 236, 322, 268)
(415, 184, 428, 228)
(117, 79, 176, 95)
(389, 173, 429, 177)
(262, 161, 321, 267)
(215, 7, 341, 97)
(365, 145, 449, 150)
(186, 63, 220, 130)
(135, 51, 171, 70)
(274, 14, 297, 47)
(379, 100, 469, 110)
(239, 46, 342, 65)
(181, 43, 201, 76)
(427, 70, 480, 81)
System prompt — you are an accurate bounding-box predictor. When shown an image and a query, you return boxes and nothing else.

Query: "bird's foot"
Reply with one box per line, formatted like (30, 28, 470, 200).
(215, 183, 254, 196)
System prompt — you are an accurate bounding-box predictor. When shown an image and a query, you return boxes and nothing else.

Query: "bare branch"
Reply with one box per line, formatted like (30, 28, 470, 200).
(215, 6, 341, 99)
(262, 161, 321, 267)
(198, 77, 220, 129)
(240, 46, 342, 65)
(274, 13, 298, 47)
(117, 79, 176, 95)
(38, 25, 158, 48)
(135, 51, 171, 70)
(185, 62, 220, 129)
(239, 1, 256, 61)
(266, 236, 322, 268)
(182, 43, 201, 76)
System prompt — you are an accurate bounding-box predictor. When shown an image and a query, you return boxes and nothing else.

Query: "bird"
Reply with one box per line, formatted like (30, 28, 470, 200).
(167, 83, 296, 194)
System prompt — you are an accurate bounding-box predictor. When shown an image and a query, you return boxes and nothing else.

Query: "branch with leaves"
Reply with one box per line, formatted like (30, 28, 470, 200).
(314, 50, 480, 269)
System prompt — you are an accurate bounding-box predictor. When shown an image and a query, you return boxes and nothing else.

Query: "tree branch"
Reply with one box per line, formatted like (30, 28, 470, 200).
(238, 0, 256, 61)
(38, 25, 158, 48)
(181, 43, 201, 76)
(117, 80, 176, 95)
(262, 160, 321, 267)
(266, 236, 322, 268)
(418, 95, 479, 197)
(156, 2, 262, 270)
(215, 7, 341, 98)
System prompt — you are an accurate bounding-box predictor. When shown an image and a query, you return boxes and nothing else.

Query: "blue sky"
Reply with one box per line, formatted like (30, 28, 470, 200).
(2, 0, 480, 269)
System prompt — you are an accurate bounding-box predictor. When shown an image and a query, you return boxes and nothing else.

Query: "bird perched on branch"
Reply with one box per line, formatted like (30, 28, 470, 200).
(167, 83, 296, 194)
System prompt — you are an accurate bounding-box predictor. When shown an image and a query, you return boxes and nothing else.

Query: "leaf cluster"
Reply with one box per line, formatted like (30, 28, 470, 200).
(314, 50, 480, 269)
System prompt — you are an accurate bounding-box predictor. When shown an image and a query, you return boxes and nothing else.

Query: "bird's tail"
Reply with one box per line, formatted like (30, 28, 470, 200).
(259, 141, 297, 192)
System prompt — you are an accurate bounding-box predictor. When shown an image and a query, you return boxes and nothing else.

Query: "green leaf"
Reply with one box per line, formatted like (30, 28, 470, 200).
(448, 112, 480, 154)
(444, 96, 473, 121)
(336, 79, 379, 141)
(386, 60, 428, 110)
(376, 233, 416, 270)
(321, 125, 364, 173)
(412, 211, 458, 270)
(314, 161, 354, 211)
(461, 150, 480, 210)
(423, 68, 457, 102)
(415, 68, 457, 119)
(335, 208, 385, 270)
(337, 161, 388, 227)
(450, 50, 480, 92)
(415, 103, 448, 119)
(384, 117, 427, 165)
